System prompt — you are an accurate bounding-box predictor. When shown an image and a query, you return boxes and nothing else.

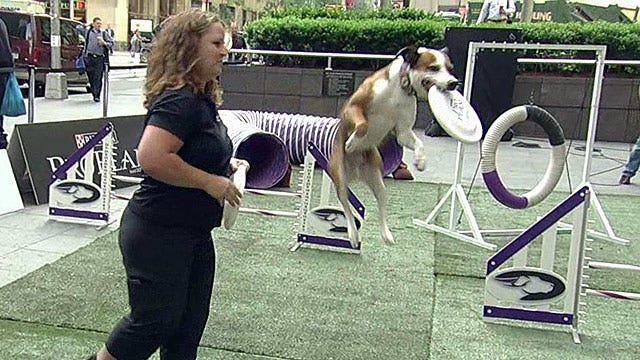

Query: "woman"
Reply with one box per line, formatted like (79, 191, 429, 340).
(89, 9, 245, 360)
(129, 28, 143, 59)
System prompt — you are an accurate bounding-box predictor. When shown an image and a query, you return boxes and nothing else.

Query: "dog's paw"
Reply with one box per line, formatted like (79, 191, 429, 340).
(414, 157, 426, 172)
(382, 229, 395, 245)
(345, 133, 357, 153)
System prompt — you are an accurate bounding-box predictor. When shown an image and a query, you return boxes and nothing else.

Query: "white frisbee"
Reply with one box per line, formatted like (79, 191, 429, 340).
(222, 164, 248, 230)
(428, 86, 483, 144)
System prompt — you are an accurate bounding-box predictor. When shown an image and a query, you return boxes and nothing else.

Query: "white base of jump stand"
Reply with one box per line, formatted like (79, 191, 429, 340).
(413, 183, 497, 250)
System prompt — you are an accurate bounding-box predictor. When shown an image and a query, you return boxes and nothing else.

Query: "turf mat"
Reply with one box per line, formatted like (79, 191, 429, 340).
(0, 178, 440, 360)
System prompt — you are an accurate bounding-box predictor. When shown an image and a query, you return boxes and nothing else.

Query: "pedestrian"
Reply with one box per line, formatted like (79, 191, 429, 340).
(105, 24, 115, 55)
(477, 0, 516, 24)
(620, 88, 640, 185)
(0, 17, 14, 149)
(619, 134, 640, 185)
(82, 17, 114, 103)
(86, 9, 247, 360)
(229, 21, 248, 62)
(129, 28, 143, 61)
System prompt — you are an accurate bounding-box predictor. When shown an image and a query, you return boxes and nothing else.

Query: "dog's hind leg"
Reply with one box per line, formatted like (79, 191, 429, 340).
(362, 150, 394, 245)
(329, 158, 361, 249)
(395, 128, 425, 171)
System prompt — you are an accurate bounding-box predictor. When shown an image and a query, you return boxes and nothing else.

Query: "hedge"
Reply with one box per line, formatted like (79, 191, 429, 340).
(244, 9, 640, 75)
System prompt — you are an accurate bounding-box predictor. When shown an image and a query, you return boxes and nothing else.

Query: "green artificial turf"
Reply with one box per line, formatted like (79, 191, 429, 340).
(0, 177, 440, 360)
(0, 174, 638, 359)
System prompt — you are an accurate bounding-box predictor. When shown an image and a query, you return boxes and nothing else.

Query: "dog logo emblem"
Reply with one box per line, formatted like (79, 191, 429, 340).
(52, 180, 102, 205)
(307, 206, 361, 237)
(486, 267, 566, 305)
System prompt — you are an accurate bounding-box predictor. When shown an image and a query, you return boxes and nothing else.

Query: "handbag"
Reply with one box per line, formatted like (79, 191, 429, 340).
(76, 55, 86, 75)
(0, 73, 26, 117)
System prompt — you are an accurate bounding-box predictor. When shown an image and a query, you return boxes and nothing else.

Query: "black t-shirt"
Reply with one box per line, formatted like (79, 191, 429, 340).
(128, 89, 233, 232)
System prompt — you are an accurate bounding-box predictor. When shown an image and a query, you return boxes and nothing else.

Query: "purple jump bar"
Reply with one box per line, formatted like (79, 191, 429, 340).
(297, 233, 361, 251)
(306, 142, 366, 219)
(50, 122, 114, 184)
(484, 306, 573, 325)
(487, 186, 589, 274)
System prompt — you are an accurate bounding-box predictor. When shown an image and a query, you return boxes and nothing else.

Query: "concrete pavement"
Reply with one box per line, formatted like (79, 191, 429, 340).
(0, 51, 638, 288)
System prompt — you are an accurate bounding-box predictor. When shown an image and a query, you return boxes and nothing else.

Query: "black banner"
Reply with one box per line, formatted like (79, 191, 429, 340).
(7, 115, 146, 205)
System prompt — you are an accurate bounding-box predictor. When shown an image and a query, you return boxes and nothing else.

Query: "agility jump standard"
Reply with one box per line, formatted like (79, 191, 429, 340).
(414, 43, 630, 249)
(483, 182, 640, 343)
(48, 122, 115, 226)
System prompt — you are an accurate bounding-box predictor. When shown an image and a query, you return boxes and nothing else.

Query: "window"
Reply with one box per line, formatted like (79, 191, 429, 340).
(0, 12, 31, 40)
(60, 19, 80, 46)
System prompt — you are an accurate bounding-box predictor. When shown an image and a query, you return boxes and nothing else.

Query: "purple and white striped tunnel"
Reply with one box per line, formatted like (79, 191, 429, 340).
(219, 110, 403, 189)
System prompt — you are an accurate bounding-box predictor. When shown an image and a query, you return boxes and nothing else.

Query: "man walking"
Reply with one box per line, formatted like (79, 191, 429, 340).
(83, 17, 113, 102)
(477, 0, 516, 24)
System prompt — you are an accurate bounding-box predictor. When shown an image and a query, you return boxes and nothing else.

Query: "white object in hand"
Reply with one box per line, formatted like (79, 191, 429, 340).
(222, 164, 247, 230)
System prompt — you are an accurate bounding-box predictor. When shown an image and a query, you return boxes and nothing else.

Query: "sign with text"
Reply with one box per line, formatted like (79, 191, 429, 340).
(7, 115, 146, 205)
(322, 70, 355, 97)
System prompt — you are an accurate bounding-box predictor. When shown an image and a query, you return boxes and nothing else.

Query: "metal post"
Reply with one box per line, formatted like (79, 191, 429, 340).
(102, 63, 109, 117)
(326, 57, 333, 70)
(28, 66, 36, 123)
(581, 47, 606, 184)
(70, 0, 74, 20)
(50, 0, 61, 69)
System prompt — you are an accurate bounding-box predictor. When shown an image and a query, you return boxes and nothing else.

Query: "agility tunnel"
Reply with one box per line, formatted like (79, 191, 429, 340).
(220, 112, 289, 189)
(220, 110, 404, 187)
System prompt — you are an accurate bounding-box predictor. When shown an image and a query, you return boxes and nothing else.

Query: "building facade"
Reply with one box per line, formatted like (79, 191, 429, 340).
(79, 0, 262, 48)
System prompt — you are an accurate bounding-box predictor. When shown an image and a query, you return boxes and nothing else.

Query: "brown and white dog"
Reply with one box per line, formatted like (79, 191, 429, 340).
(328, 45, 458, 248)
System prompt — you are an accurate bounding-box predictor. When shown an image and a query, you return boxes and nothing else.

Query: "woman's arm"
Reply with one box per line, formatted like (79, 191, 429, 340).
(137, 125, 241, 206)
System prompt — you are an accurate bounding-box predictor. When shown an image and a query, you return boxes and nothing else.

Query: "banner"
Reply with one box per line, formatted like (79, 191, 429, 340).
(7, 115, 145, 205)
(0, 149, 23, 215)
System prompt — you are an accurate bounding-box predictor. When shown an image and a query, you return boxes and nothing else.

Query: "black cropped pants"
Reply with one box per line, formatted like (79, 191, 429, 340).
(105, 205, 215, 360)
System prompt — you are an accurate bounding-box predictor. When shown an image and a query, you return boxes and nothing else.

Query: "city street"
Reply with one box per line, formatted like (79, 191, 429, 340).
(5, 52, 148, 140)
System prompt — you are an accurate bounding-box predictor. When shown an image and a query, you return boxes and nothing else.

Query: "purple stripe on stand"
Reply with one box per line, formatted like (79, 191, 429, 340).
(484, 306, 573, 325)
(307, 142, 366, 219)
(487, 186, 589, 274)
(50, 123, 113, 184)
(297, 233, 361, 250)
(482, 170, 528, 209)
(49, 207, 109, 221)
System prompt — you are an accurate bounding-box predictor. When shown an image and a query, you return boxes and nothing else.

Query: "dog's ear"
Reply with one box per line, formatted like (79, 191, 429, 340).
(395, 45, 420, 67)
(440, 47, 450, 55)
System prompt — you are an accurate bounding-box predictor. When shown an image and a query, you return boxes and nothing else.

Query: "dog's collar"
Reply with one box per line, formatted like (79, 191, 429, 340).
(399, 62, 416, 96)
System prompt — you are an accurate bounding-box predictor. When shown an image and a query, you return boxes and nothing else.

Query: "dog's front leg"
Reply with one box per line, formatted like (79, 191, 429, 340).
(396, 128, 425, 171)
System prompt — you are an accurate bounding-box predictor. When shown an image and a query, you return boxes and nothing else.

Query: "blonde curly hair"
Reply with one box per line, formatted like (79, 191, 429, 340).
(144, 9, 224, 108)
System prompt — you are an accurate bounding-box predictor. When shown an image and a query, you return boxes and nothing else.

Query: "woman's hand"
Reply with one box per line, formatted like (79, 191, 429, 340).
(204, 174, 242, 207)
(230, 158, 250, 174)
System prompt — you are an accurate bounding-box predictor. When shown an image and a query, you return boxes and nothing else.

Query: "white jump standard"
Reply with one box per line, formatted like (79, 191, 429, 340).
(48, 122, 115, 226)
